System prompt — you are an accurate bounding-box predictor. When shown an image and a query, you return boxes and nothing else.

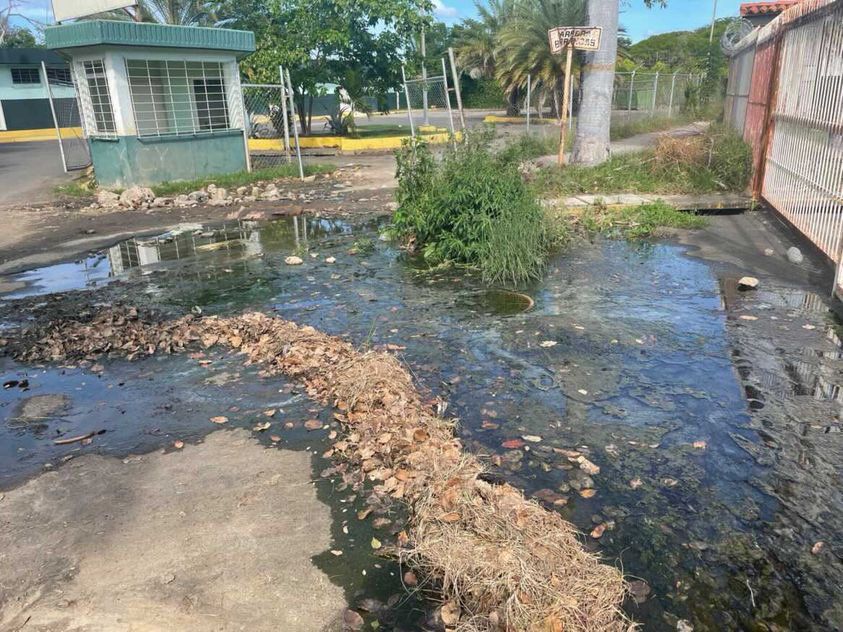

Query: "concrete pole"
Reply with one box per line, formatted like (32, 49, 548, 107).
(668, 71, 678, 117)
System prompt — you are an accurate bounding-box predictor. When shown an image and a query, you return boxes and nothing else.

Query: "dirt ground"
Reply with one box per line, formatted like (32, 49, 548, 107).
(0, 429, 347, 632)
(0, 155, 398, 278)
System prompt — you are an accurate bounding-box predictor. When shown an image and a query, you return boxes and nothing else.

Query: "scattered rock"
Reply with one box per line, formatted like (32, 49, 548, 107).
(188, 190, 209, 203)
(764, 248, 775, 256)
(151, 197, 173, 208)
(325, 257, 336, 264)
(236, 186, 249, 196)
(787, 246, 804, 264)
(539, 340, 558, 348)
(119, 186, 155, 209)
(285, 256, 304, 266)
(811, 541, 825, 555)
(738, 276, 759, 290)
(96, 190, 120, 208)
(628, 579, 651, 604)
(342, 608, 364, 631)
(676, 620, 694, 632)
(403, 570, 418, 587)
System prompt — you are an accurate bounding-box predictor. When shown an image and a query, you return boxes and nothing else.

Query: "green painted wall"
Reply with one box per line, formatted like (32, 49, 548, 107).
(90, 131, 246, 188)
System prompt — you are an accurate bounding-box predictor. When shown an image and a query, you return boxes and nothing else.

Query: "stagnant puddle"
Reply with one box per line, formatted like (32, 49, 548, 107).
(1, 215, 841, 630)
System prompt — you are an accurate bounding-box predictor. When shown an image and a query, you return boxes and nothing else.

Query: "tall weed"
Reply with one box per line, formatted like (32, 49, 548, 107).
(393, 133, 552, 285)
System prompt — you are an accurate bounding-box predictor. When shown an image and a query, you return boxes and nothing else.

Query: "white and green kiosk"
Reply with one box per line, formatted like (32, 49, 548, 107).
(45, 20, 255, 188)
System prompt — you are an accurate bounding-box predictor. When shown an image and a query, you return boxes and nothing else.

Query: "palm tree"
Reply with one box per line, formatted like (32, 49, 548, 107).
(496, 0, 585, 119)
(571, 0, 618, 165)
(456, 0, 514, 75)
(102, 0, 218, 26)
(138, 1, 218, 25)
(455, 0, 518, 112)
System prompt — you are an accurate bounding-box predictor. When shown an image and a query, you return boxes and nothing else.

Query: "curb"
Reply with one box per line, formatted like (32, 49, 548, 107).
(0, 127, 84, 144)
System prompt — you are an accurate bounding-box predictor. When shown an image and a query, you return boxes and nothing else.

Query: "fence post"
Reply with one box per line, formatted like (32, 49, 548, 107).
(526, 74, 531, 130)
(284, 68, 304, 181)
(651, 71, 659, 115)
(447, 47, 467, 132)
(668, 71, 678, 117)
(421, 27, 429, 127)
(241, 94, 252, 173)
(441, 57, 457, 147)
(401, 65, 415, 138)
(628, 70, 636, 115)
(278, 65, 292, 163)
(42, 61, 68, 173)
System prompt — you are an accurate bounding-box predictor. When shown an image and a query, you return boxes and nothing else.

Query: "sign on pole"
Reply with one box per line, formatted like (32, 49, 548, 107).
(52, 0, 137, 23)
(548, 26, 603, 54)
(548, 25, 602, 166)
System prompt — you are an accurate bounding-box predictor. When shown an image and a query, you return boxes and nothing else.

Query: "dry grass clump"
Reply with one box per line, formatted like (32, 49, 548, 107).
(651, 134, 708, 175)
(8, 307, 630, 631)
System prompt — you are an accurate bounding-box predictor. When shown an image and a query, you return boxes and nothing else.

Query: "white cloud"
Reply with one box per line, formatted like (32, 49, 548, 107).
(432, 0, 458, 19)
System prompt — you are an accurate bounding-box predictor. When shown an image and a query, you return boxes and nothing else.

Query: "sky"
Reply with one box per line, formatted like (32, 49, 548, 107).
(13, 0, 746, 44)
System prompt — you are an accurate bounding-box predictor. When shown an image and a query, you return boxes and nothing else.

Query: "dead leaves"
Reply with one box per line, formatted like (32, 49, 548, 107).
(209, 416, 228, 424)
(304, 419, 323, 431)
(252, 421, 271, 432)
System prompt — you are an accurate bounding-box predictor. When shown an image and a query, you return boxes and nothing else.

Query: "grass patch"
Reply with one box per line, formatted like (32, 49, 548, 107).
(392, 132, 556, 285)
(497, 133, 559, 164)
(555, 200, 707, 238)
(55, 181, 95, 198)
(534, 124, 751, 196)
(151, 163, 335, 197)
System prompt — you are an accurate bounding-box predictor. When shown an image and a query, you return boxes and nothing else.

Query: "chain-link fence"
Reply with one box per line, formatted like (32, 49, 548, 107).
(43, 62, 90, 172)
(613, 72, 702, 117)
(401, 66, 458, 138)
(242, 83, 293, 169)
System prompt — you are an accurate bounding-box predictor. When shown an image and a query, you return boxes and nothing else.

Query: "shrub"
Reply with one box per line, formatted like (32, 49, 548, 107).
(393, 133, 552, 285)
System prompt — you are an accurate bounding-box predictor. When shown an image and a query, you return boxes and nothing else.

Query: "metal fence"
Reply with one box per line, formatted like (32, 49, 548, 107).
(242, 72, 303, 177)
(724, 0, 843, 298)
(401, 68, 457, 138)
(613, 72, 703, 117)
(42, 61, 90, 172)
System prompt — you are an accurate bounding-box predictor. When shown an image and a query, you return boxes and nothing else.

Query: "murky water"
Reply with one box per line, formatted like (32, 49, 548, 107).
(1, 215, 841, 631)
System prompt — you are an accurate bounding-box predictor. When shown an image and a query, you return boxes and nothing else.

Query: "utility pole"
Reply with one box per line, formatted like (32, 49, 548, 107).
(709, 0, 719, 45)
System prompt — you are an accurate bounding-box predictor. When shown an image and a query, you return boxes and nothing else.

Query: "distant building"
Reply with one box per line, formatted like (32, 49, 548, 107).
(0, 48, 78, 131)
(740, 1, 801, 28)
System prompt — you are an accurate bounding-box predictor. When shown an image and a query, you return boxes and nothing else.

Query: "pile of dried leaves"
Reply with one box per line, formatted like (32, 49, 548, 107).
(8, 307, 630, 631)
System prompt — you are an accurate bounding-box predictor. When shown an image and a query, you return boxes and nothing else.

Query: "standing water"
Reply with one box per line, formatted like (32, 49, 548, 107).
(1, 215, 840, 631)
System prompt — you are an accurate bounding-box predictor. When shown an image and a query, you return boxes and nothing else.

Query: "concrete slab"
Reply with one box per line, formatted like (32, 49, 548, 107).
(0, 429, 347, 631)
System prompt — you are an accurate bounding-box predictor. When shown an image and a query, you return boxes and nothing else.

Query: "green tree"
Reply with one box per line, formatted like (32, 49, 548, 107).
(495, 0, 585, 119)
(0, 26, 36, 47)
(220, 0, 429, 134)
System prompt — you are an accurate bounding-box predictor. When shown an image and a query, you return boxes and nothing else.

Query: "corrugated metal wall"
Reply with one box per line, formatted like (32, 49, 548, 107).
(726, 0, 843, 298)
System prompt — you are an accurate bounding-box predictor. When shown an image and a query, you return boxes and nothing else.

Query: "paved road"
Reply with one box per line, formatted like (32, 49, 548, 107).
(0, 141, 73, 207)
